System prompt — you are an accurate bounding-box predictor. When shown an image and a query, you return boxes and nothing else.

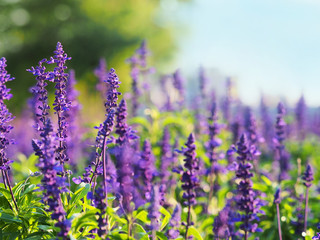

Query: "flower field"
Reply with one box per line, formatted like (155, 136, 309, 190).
(0, 41, 320, 240)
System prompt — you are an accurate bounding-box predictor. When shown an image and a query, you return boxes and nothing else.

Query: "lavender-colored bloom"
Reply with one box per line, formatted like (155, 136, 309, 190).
(313, 224, 320, 240)
(0, 57, 14, 170)
(260, 97, 273, 146)
(274, 102, 290, 182)
(27, 59, 52, 135)
(116, 143, 134, 214)
(172, 69, 185, 107)
(33, 118, 69, 238)
(136, 39, 149, 68)
(181, 133, 200, 207)
(291, 194, 304, 236)
(47, 42, 72, 167)
(234, 134, 263, 236)
(148, 185, 161, 231)
(65, 70, 82, 165)
(231, 116, 241, 144)
(126, 41, 150, 116)
(94, 58, 108, 99)
(139, 140, 155, 201)
(295, 95, 307, 140)
(206, 102, 222, 164)
(167, 204, 181, 239)
(159, 128, 172, 205)
(177, 133, 200, 239)
(243, 107, 258, 145)
(213, 207, 231, 239)
(115, 99, 138, 145)
(221, 77, 232, 123)
(302, 164, 313, 188)
(159, 75, 173, 112)
(274, 188, 281, 204)
(91, 187, 107, 237)
(104, 68, 121, 113)
(199, 66, 208, 100)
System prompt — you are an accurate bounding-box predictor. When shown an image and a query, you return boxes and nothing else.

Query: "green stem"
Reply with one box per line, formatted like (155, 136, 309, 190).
(276, 203, 282, 240)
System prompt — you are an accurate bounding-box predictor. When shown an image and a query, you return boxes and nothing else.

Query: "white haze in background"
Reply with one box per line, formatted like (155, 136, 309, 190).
(160, 0, 320, 107)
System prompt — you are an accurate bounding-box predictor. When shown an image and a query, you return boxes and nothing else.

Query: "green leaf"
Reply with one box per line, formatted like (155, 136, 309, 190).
(156, 231, 168, 240)
(133, 223, 149, 239)
(73, 210, 98, 232)
(261, 175, 272, 186)
(21, 184, 37, 196)
(187, 226, 203, 240)
(134, 209, 149, 223)
(0, 212, 22, 223)
(159, 207, 171, 231)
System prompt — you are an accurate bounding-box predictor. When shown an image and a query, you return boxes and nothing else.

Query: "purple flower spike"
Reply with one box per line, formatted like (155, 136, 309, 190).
(94, 58, 108, 99)
(65, 70, 82, 165)
(92, 187, 107, 237)
(234, 133, 264, 237)
(0, 57, 14, 171)
(159, 128, 172, 205)
(116, 143, 134, 215)
(274, 102, 290, 182)
(295, 95, 307, 140)
(274, 188, 281, 204)
(104, 68, 121, 113)
(178, 133, 200, 239)
(47, 42, 72, 168)
(148, 185, 161, 232)
(139, 140, 155, 200)
(213, 207, 231, 239)
(302, 164, 313, 188)
(167, 204, 181, 239)
(172, 69, 185, 107)
(115, 99, 138, 145)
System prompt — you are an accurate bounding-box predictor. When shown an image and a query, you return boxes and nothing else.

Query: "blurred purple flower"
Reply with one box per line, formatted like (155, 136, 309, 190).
(0, 57, 14, 171)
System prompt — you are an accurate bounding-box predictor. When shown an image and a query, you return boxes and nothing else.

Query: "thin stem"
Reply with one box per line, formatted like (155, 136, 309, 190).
(276, 203, 282, 240)
(4, 170, 18, 212)
(185, 201, 191, 240)
(244, 230, 248, 240)
(127, 218, 131, 240)
(304, 187, 310, 234)
(1, 170, 7, 189)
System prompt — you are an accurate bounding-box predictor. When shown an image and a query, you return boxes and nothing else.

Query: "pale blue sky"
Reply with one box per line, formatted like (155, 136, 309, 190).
(161, 0, 320, 106)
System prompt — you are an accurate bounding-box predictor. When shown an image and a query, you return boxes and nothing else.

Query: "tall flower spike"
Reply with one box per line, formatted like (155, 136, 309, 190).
(295, 95, 307, 140)
(275, 102, 290, 182)
(115, 99, 138, 145)
(0, 57, 18, 212)
(47, 42, 72, 168)
(179, 133, 200, 239)
(0, 57, 14, 171)
(27, 58, 51, 134)
(139, 139, 155, 201)
(172, 69, 185, 107)
(260, 97, 273, 147)
(213, 207, 231, 239)
(116, 143, 134, 215)
(234, 133, 263, 239)
(199, 66, 208, 101)
(303, 164, 313, 234)
(167, 204, 181, 239)
(33, 118, 70, 238)
(104, 68, 121, 113)
(94, 58, 108, 99)
(159, 128, 172, 205)
(65, 70, 82, 166)
(148, 185, 161, 239)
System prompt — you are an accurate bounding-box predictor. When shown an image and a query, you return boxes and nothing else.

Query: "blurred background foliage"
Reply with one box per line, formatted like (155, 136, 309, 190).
(0, 0, 187, 113)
